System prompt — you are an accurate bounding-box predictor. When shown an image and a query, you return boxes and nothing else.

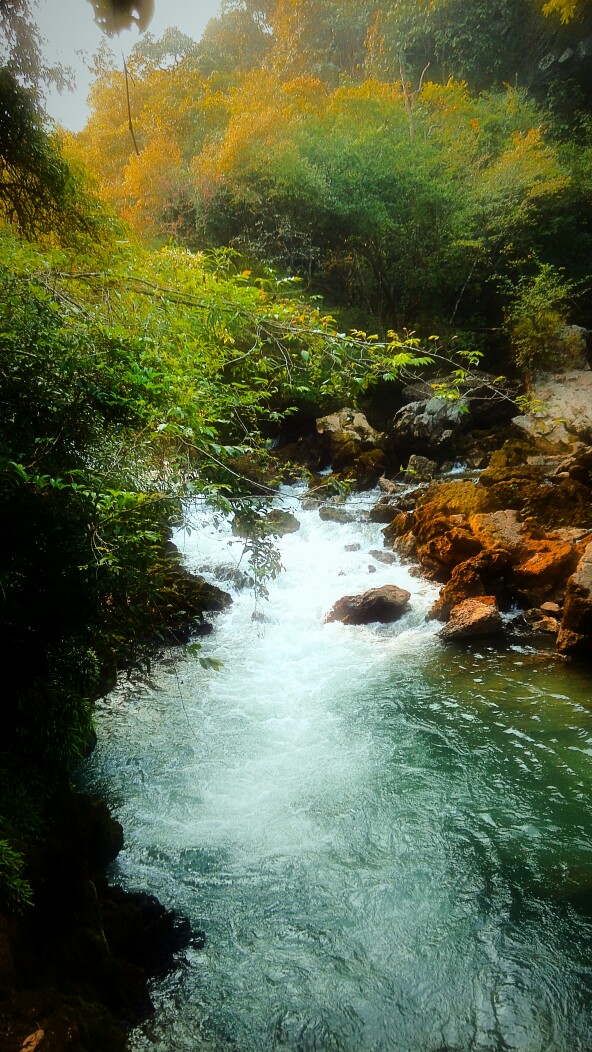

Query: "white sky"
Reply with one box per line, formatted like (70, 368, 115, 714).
(35, 0, 222, 129)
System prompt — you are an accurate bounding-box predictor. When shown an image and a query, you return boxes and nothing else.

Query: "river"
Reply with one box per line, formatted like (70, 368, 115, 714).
(82, 486, 592, 1051)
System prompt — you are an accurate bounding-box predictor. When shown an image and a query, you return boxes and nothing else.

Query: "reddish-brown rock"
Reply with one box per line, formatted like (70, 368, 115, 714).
(511, 540, 579, 605)
(428, 548, 511, 621)
(556, 541, 592, 657)
(325, 585, 411, 625)
(468, 510, 531, 558)
(417, 527, 483, 578)
(439, 597, 504, 641)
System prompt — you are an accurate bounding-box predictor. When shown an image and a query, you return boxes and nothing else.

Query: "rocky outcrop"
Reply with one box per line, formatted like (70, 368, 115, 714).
(440, 597, 504, 642)
(325, 585, 411, 625)
(513, 364, 592, 451)
(556, 541, 592, 657)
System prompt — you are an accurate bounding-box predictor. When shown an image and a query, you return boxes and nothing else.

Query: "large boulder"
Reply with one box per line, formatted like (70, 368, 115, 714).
(325, 585, 411, 625)
(315, 409, 386, 470)
(440, 597, 504, 642)
(556, 541, 592, 657)
(389, 396, 467, 456)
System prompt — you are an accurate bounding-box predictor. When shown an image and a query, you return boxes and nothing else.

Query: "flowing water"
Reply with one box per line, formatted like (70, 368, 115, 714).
(83, 487, 592, 1052)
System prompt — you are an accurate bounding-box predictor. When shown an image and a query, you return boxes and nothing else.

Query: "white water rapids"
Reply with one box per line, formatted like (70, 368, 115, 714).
(84, 486, 592, 1052)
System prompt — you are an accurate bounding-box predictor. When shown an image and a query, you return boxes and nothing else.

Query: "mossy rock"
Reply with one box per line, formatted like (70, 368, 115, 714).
(416, 480, 494, 518)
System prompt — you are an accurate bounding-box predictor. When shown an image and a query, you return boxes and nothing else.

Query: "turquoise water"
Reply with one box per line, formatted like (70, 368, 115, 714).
(84, 489, 592, 1051)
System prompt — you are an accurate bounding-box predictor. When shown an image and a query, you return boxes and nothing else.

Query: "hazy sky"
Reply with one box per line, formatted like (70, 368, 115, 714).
(36, 0, 222, 130)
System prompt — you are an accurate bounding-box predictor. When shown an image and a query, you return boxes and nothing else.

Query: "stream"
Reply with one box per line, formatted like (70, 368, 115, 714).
(82, 485, 592, 1051)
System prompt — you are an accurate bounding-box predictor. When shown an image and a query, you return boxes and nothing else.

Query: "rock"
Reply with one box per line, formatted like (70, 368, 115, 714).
(511, 539, 579, 605)
(382, 512, 414, 544)
(368, 564, 377, 573)
(315, 409, 386, 470)
(392, 532, 419, 563)
(377, 476, 400, 495)
(440, 597, 504, 641)
(468, 509, 531, 558)
(405, 454, 438, 481)
(557, 541, 592, 657)
(416, 525, 482, 578)
(319, 505, 355, 524)
(428, 548, 511, 621)
(389, 396, 467, 455)
(266, 509, 301, 535)
(369, 501, 399, 523)
(325, 585, 411, 625)
(344, 542, 361, 552)
(523, 609, 561, 634)
(344, 449, 389, 490)
(540, 601, 561, 614)
(390, 374, 517, 456)
(369, 549, 397, 565)
(513, 367, 592, 449)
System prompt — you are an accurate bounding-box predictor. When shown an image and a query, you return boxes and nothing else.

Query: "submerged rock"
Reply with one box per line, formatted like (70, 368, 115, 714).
(325, 585, 411, 625)
(319, 505, 355, 524)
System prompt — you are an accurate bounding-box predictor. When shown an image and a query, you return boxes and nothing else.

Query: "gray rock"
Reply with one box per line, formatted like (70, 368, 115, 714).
(369, 549, 397, 565)
(319, 505, 355, 524)
(513, 366, 592, 450)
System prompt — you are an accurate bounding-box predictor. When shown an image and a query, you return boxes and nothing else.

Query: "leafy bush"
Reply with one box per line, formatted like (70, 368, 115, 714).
(504, 263, 577, 372)
(0, 840, 33, 914)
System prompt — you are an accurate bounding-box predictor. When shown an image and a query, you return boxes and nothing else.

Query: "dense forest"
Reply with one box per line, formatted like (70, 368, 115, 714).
(1, 0, 592, 1048)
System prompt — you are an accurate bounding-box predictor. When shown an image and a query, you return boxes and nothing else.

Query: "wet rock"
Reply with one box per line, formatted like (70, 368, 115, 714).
(369, 501, 399, 524)
(266, 509, 301, 535)
(318, 505, 355, 524)
(344, 542, 361, 552)
(344, 449, 389, 490)
(439, 597, 504, 642)
(382, 512, 415, 546)
(523, 609, 560, 634)
(325, 585, 411, 625)
(557, 541, 592, 657)
(369, 549, 397, 565)
(368, 565, 377, 574)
